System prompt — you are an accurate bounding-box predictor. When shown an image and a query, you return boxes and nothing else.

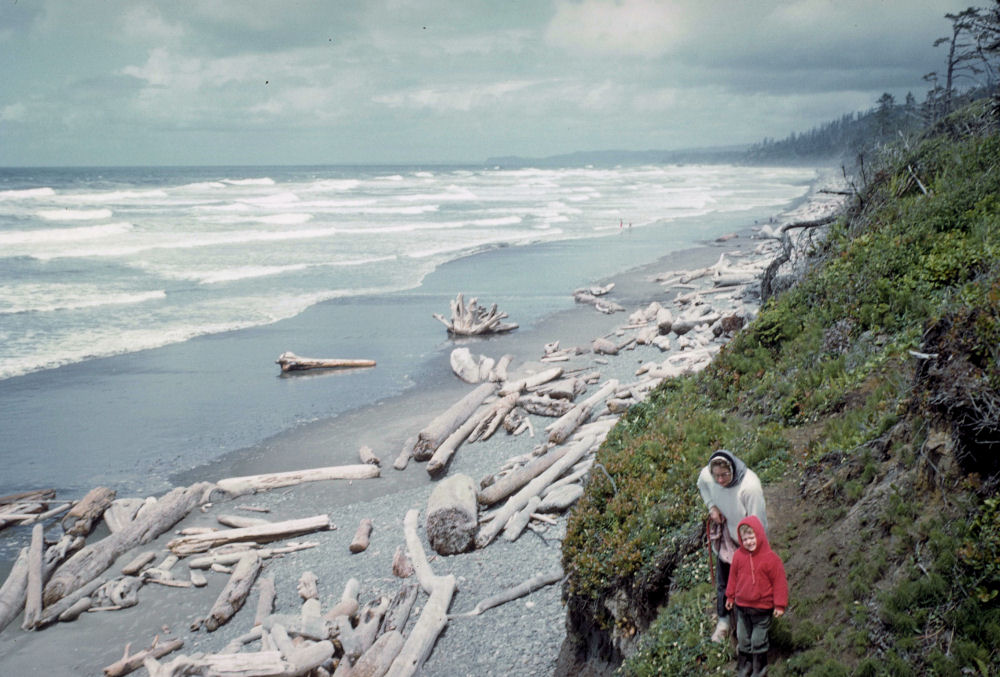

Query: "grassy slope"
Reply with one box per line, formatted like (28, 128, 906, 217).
(561, 100, 1000, 676)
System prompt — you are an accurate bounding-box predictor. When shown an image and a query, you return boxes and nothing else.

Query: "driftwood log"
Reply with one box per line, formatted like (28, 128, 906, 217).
(411, 382, 496, 461)
(276, 352, 375, 372)
(62, 486, 115, 536)
(167, 514, 333, 556)
(385, 509, 456, 677)
(201, 552, 262, 632)
(451, 568, 564, 618)
(425, 474, 478, 555)
(350, 519, 373, 553)
(0, 547, 29, 633)
(216, 464, 379, 496)
(477, 433, 596, 548)
(425, 404, 493, 476)
(432, 293, 518, 336)
(477, 446, 570, 507)
(103, 636, 184, 677)
(43, 482, 214, 607)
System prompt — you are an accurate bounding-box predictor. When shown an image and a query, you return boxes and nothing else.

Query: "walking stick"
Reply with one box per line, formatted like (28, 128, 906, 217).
(706, 517, 716, 587)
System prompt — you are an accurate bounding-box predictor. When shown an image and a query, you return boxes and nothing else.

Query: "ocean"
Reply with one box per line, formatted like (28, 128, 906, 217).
(0, 163, 815, 507)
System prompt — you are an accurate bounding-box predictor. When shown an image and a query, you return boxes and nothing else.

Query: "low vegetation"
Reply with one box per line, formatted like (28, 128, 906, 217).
(562, 98, 1000, 675)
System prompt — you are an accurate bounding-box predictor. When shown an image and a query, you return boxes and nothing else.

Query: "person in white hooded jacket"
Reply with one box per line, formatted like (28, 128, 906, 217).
(697, 449, 768, 643)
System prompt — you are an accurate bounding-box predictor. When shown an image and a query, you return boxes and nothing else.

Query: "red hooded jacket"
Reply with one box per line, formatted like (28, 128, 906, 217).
(725, 515, 789, 611)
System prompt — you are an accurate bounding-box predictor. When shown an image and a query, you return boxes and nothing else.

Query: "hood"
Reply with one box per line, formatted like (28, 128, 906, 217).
(737, 515, 771, 555)
(709, 449, 748, 488)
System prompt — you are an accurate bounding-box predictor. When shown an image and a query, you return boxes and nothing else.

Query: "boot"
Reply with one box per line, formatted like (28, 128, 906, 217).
(751, 652, 768, 677)
(710, 616, 730, 643)
(736, 652, 752, 677)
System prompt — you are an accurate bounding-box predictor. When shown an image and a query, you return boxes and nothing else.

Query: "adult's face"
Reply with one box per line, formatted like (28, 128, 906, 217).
(712, 465, 732, 486)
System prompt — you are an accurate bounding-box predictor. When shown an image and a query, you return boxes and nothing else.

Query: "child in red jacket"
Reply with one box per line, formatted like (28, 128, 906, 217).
(725, 515, 788, 677)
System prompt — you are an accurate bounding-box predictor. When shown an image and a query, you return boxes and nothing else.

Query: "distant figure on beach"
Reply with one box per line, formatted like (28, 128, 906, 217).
(619, 218, 623, 230)
(697, 449, 768, 643)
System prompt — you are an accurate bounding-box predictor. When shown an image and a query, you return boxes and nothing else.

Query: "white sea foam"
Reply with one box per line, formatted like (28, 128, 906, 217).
(0, 287, 165, 314)
(0, 187, 56, 200)
(36, 208, 113, 221)
(179, 181, 227, 190)
(53, 189, 168, 203)
(256, 213, 314, 225)
(222, 177, 275, 186)
(0, 222, 133, 245)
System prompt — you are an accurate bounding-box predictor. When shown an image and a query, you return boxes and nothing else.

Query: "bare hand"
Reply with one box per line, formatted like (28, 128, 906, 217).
(773, 608, 784, 618)
(725, 599, 733, 611)
(709, 506, 725, 524)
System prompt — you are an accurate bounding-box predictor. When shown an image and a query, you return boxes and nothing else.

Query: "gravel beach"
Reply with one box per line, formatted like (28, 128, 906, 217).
(0, 175, 845, 676)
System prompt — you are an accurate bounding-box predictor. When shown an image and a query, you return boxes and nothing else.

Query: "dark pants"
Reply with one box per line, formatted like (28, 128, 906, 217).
(715, 559, 731, 619)
(735, 605, 773, 654)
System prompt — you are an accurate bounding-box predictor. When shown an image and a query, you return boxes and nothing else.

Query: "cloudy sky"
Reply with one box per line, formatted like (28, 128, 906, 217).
(0, 0, 976, 166)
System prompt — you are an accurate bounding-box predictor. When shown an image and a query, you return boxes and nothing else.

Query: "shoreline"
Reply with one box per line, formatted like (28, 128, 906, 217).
(0, 171, 845, 675)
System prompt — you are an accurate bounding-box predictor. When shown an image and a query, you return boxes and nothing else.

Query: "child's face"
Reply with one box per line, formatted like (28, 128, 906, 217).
(740, 528, 757, 552)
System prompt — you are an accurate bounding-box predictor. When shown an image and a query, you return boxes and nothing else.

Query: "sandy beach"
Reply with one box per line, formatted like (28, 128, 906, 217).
(0, 174, 845, 676)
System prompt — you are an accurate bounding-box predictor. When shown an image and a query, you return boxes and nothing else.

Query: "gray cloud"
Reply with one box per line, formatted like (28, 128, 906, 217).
(0, 0, 979, 166)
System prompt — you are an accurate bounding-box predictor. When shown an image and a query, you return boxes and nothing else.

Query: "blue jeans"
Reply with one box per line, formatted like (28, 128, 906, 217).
(735, 605, 773, 654)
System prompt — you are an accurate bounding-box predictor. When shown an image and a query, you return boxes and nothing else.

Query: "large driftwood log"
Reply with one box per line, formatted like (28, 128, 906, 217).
(450, 568, 564, 618)
(187, 541, 318, 569)
(432, 293, 518, 336)
(477, 446, 570, 507)
(167, 514, 333, 556)
(546, 379, 618, 445)
(21, 524, 45, 630)
(425, 404, 493, 476)
(103, 498, 145, 533)
(103, 636, 184, 677)
(469, 392, 518, 442)
(353, 630, 404, 677)
(476, 434, 596, 548)
(449, 347, 495, 384)
(62, 486, 115, 536)
(216, 464, 379, 496)
(276, 352, 376, 372)
(0, 547, 29, 633)
(385, 509, 456, 677)
(498, 367, 563, 396)
(380, 582, 419, 635)
(43, 482, 213, 607)
(201, 552, 262, 632)
(425, 474, 478, 555)
(411, 382, 496, 461)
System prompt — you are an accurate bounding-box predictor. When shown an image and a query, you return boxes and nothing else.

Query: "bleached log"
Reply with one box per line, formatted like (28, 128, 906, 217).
(17, 502, 72, 526)
(44, 482, 213, 607)
(0, 547, 29, 633)
(476, 434, 596, 548)
(516, 394, 573, 417)
(297, 571, 319, 601)
(216, 464, 379, 497)
(393, 435, 415, 471)
(425, 403, 493, 476)
(592, 337, 618, 355)
(477, 446, 570, 507)
(120, 550, 157, 576)
(502, 496, 541, 542)
(187, 541, 319, 569)
(146, 650, 287, 677)
(34, 575, 105, 629)
(167, 514, 332, 556)
(352, 595, 391, 660)
(324, 578, 360, 621)
(201, 552, 261, 632)
(276, 352, 375, 372)
(190, 570, 207, 588)
(103, 498, 145, 533)
(57, 595, 92, 622)
(385, 510, 456, 677)
(425, 474, 478, 555)
(380, 582, 418, 635)
(61, 486, 115, 536)
(217, 514, 271, 529)
(253, 577, 276, 626)
(469, 392, 518, 442)
(103, 636, 184, 677)
(537, 484, 584, 512)
(21, 524, 45, 630)
(546, 379, 619, 445)
(450, 568, 564, 618)
(411, 382, 496, 461)
(449, 347, 487, 384)
(487, 354, 514, 383)
(359, 446, 382, 467)
(392, 546, 414, 579)
(0, 488, 56, 505)
(353, 630, 404, 677)
(350, 518, 374, 553)
(498, 367, 563, 396)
